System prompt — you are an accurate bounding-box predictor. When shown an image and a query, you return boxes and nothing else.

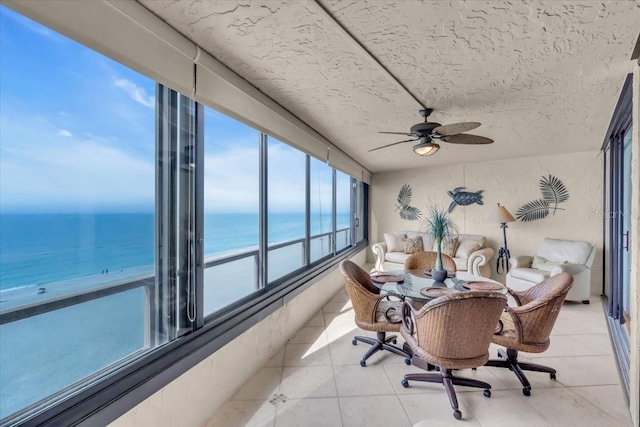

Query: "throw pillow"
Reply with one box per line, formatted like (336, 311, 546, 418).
(403, 236, 423, 254)
(383, 233, 405, 252)
(531, 255, 566, 271)
(456, 239, 484, 258)
(432, 237, 459, 257)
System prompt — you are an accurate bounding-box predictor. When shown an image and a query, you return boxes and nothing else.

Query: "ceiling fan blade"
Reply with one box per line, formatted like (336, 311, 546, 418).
(368, 138, 417, 152)
(433, 122, 481, 136)
(442, 134, 494, 144)
(378, 131, 414, 136)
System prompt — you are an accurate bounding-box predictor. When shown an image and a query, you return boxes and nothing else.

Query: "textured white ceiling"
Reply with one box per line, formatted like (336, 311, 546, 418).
(139, 0, 640, 173)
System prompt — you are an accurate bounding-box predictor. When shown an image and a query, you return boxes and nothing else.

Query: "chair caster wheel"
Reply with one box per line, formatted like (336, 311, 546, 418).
(453, 410, 462, 420)
(550, 373, 556, 380)
(483, 389, 491, 398)
(360, 360, 366, 367)
(523, 388, 531, 396)
(352, 339, 357, 345)
(472, 367, 477, 371)
(401, 379, 409, 388)
(404, 358, 411, 365)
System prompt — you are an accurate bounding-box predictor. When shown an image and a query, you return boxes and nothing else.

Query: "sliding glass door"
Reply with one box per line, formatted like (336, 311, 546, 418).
(602, 73, 632, 400)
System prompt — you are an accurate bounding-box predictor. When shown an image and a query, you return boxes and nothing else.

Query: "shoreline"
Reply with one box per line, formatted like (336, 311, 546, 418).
(0, 265, 153, 310)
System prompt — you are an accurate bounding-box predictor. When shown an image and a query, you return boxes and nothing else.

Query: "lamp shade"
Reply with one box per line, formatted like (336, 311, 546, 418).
(487, 204, 516, 224)
(412, 141, 440, 156)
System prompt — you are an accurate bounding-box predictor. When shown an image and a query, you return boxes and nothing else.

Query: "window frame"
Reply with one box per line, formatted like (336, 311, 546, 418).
(4, 90, 369, 426)
(19, 245, 368, 427)
(0, 3, 372, 423)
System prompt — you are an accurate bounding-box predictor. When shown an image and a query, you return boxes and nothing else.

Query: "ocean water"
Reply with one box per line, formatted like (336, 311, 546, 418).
(0, 212, 350, 419)
(0, 212, 349, 291)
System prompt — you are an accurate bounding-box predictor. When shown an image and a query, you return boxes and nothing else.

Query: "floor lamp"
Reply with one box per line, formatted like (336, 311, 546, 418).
(488, 203, 516, 274)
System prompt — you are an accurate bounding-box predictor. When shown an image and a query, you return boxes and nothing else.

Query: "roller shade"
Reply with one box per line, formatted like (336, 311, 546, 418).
(327, 148, 371, 184)
(195, 56, 329, 162)
(5, 0, 371, 183)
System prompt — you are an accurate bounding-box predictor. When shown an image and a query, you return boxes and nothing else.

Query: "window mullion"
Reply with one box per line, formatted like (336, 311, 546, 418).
(305, 155, 311, 266)
(259, 133, 268, 288)
(332, 168, 337, 255)
(194, 102, 205, 329)
(156, 87, 197, 340)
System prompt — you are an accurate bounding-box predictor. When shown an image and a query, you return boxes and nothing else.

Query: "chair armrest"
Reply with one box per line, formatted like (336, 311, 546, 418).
(467, 247, 494, 277)
(506, 288, 525, 306)
(510, 255, 533, 269)
(550, 263, 587, 276)
(372, 242, 388, 272)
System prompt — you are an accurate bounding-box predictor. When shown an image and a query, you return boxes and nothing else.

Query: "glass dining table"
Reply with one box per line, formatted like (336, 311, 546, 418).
(370, 269, 506, 302)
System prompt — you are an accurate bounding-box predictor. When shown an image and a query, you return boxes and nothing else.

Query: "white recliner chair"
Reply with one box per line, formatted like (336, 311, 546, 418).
(506, 238, 595, 304)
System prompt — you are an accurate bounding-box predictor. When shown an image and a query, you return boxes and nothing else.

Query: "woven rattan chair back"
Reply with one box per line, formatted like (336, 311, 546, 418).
(404, 291, 507, 369)
(487, 272, 573, 396)
(404, 251, 456, 272)
(507, 272, 573, 345)
(339, 260, 383, 326)
(399, 291, 508, 419)
(339, 260, 409, 366)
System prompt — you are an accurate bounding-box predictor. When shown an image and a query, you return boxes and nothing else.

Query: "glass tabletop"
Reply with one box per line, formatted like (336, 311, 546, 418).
(370, 269, 506, 301)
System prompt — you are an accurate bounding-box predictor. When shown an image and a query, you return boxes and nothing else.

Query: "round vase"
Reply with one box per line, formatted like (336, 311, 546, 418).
(431, 269, 448, 282)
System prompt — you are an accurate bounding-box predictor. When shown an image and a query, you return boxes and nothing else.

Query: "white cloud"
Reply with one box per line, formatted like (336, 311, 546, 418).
(113, 78, 155, 108)
(0, 114, 154, 212)
(57, 129, 72, 137)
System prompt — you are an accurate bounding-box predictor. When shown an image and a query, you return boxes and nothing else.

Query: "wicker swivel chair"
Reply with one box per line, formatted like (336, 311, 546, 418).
(400, 291, 508, 420)
(404, 251, 457, 272)
(339, 260, 410, 367)
(486, 272, 573, 396)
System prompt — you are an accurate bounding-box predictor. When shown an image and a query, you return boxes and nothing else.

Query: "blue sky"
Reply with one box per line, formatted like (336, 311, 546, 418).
(0, 5, 348, 214)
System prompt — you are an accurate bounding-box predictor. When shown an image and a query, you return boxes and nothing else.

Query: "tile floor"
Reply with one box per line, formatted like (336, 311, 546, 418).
(205, 284, 631, 426)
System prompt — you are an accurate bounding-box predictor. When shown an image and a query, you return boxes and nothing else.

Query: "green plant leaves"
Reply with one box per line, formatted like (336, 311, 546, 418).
(424, 205, 458, 239)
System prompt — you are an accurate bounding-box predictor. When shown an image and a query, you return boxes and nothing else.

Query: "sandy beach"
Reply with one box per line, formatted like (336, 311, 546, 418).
(0, 265, 154, 311)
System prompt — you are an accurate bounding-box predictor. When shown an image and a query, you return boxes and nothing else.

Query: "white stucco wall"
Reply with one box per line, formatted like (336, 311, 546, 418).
(109, 249, 367, 427)
(369, 151, 603, 289)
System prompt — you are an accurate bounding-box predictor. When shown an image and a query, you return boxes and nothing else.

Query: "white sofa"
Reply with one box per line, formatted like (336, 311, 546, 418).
(371, 231, 494, 278)
(506, 238, 595, 304)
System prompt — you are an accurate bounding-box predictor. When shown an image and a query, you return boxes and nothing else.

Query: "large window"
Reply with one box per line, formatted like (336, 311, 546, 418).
(202, 108, 260, 317)
(309, 157, 334, 262)
(0, 5, 368, 426)
(267, 137, 307, 282)
(336, 171, 353, 252)
(0, 6, 162, 420)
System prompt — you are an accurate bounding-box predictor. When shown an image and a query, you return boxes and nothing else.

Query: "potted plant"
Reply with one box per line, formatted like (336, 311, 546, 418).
(424, 204, 458, 282)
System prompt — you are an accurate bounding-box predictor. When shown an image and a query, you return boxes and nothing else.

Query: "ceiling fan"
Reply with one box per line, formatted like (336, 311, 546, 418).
(370, 108, 493, 156)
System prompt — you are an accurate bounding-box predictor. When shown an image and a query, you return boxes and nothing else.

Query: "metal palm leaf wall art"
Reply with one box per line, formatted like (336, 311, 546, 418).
(396, 184, 422, 220)
(516, 175, 569, 222)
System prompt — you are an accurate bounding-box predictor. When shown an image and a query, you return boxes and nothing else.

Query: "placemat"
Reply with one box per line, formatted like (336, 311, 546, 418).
(424, 269, 456, 278)
(371, 274, 404, 283)
(462, 281, 504, 291)
(420, 287, 458, 298)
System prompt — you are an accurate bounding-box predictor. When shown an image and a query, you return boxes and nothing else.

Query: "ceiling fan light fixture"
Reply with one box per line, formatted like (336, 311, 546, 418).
(412, 141, 440, 156)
